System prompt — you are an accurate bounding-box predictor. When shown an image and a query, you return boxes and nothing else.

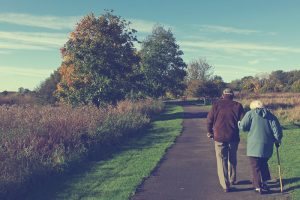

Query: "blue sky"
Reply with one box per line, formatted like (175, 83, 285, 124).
(1, 0, 300, 91)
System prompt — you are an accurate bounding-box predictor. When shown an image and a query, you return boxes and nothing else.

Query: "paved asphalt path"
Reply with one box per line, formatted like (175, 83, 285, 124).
(132, 104, 289, 200)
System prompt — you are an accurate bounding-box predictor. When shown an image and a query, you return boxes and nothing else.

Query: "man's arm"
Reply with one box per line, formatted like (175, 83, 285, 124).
(238, 103, 245, 121)
(207, 105, 215, 135)
(238, 111, 251, 132)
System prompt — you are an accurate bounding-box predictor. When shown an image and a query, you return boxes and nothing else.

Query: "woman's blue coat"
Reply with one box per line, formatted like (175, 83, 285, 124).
(239, 108, 282, 158)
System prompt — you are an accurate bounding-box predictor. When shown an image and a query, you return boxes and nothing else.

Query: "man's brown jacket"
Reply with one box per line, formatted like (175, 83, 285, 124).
(207, 96, 244, 142)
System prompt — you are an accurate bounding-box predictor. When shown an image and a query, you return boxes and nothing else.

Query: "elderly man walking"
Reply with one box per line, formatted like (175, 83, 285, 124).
(207, 88, 244, 192)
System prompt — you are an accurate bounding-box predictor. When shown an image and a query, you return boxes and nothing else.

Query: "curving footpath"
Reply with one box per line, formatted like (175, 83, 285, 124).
(132, 104, 289, 200)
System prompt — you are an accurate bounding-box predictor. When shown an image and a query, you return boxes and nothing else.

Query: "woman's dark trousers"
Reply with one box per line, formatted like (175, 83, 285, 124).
(249, 157, 271, 188)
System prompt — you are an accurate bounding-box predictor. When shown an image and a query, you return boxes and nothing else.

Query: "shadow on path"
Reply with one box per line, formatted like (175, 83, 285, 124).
(156, 112, 208, 121)
(165, 99, 206, 106)
(281, 177, 300, 192)
(132, 104, 290, 200)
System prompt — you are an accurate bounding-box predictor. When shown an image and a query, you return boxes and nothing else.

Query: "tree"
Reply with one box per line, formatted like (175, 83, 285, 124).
(187, 58, 214, 82)
(291, 80, 300, 92)
(55, 11, 140, 106)
(269, 70, 287, 85)
(185, 79, 201, 97)
(229, 79, 242, 91)
(240, 76, 259, 93)
(286, 70, 300, 85)
(212, 75, 227, 94)
(18, 87, 30, 95)
(185, 59, 225, 98)
(36, 70, 61, 104)
(18, 87, 25, 94)
(196, 80, 221, 98)
(1, 90, 8, 96)
(140, 25, 187, 98)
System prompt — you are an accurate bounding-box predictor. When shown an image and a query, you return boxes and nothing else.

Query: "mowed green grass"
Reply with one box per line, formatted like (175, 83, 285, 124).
(268, 127, 300, 200)
(27, 105, 183, 200)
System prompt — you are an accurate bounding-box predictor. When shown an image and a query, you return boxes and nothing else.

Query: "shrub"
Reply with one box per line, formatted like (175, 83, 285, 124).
(291, 80, 300, 93)
(0, 99, 164, 199)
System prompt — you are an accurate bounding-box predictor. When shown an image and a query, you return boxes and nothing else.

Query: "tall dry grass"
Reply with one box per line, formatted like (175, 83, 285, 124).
(0, 93, 38, 105)
(0, 99, 164, 199)
(237, 92, 300, 124)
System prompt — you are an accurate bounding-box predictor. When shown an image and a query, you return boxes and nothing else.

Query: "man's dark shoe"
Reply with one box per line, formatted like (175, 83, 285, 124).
(223, 188, 230, 193)
(230, 181, 238, 185)
(223, 188, 232, 193)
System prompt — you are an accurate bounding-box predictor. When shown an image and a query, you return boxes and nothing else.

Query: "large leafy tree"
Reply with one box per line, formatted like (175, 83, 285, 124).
(140, 25, 187, 98)
(194, 76, 226, 98)
(56, 11, 140, 106)
(196, 80, 220, 98)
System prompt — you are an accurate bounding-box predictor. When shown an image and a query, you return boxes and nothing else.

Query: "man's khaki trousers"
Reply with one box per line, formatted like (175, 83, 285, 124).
(214, 141, 239, 189)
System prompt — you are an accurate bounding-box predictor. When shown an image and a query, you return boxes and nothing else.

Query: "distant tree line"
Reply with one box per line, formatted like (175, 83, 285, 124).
(229, 70, 300, 93)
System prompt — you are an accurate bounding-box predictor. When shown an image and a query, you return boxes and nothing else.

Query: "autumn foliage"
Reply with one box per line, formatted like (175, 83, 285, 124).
(56, 12, 140, 106)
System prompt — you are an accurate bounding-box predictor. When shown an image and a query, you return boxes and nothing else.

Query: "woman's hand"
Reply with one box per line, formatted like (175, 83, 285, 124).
(207, 132, 214, 139)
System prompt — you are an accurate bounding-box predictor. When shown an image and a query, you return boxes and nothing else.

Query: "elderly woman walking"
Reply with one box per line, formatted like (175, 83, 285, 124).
(238, 100, 283, 194)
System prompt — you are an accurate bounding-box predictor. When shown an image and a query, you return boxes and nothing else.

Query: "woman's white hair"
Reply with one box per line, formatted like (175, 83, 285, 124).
(250, 100, 264, 110)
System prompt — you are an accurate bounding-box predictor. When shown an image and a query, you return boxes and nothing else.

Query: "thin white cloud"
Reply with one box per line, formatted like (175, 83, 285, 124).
(0, 13, 80, 30)
(214, 64, 265, 82)
(0, 66, 53, 78)
(248, 57, 278, 65)
(181, 46, 200, 53)
(0, 41, 51, 50)
(180, 39, 300, 54)
(129, 18, 174, 34)
(215, 64, 262, 73)
(248, 59, 260, 65)
(0, 13, 173, 34)
(129, 19, 156, 33)
(199, 25, 276, 35)
(0, 31, 68, 48)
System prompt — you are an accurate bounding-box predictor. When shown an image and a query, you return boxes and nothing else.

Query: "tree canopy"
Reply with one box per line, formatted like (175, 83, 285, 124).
(187, 58, 214, 82)
(185, 59, 226, 98)
(55, 11, 140, 106)
(36, 70, 61, 104)
(140, 25, 187, 98)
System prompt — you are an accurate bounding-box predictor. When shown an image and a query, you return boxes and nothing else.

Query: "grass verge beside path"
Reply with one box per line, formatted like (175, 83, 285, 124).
(240, 126, 300, 200)
(268, 127, 300, 200)
(27, 104, 183, 200)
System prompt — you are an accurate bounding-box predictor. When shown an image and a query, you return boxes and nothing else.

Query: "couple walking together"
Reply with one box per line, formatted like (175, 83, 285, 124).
(207, 88, 283, 194)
